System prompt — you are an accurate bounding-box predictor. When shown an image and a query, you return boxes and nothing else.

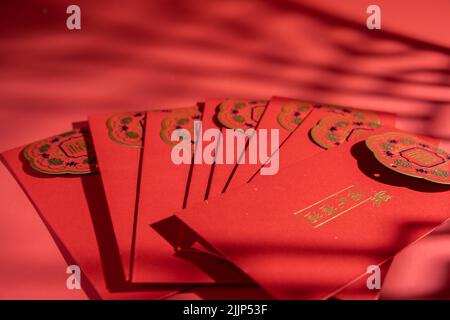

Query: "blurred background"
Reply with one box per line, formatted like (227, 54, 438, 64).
(0, 0, 449, 299)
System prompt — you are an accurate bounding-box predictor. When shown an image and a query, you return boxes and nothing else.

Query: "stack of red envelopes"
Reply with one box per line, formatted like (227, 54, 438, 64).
(2, 97, 449, 299)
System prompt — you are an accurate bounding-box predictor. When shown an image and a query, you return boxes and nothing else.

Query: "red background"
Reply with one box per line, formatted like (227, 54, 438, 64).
(0, 0, 449, 299)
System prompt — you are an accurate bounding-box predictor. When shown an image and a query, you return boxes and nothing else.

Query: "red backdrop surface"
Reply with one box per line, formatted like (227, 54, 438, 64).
(0, 0, 449, 299)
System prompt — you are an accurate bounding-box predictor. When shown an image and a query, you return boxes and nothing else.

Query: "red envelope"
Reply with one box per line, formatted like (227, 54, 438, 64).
(225, 96, 314, 191)
(169, 127, 450, 299)
(205, 98, 268, 199)
(90, 107, 225, 285)
(1, 127, 177, 299)
(185, 102, 220, 207)
(132, 106, 221, 283)
(266, 108, 398, 178)
(127, 104, 267, 289)
(242, 98, 399, 186)
(219, 97, 406, 299)
(89, 111, 145, 281)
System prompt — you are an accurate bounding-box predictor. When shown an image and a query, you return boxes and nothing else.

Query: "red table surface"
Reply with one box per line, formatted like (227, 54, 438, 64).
(0, 0, 449, 299)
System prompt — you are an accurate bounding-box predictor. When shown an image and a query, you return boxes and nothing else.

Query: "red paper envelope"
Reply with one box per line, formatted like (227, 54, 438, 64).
(130, 105, 265, 286)
(185, 102, 220, 207)
(1, 127, 177, 299)
(247, 99, 399, 185)
(222, 97, 406, 299)
(89, 111, 145, 281)
(168, 127, 450, 299)
(225, 97, 314, 191)
(205, 98, 268, 199)
(132, 106, 222, 283)
(90, 107, 226, 285)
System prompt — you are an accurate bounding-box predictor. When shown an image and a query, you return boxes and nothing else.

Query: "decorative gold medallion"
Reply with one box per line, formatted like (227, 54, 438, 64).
(106, 111, 145, 147)
(23, 129, 98, 174)
(277, 101, 313, 132)
(160, 106, 202, 146)
(311, 113, 381, 149)
(216, 100, 267, 130)
(366, 132, 449, 184)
